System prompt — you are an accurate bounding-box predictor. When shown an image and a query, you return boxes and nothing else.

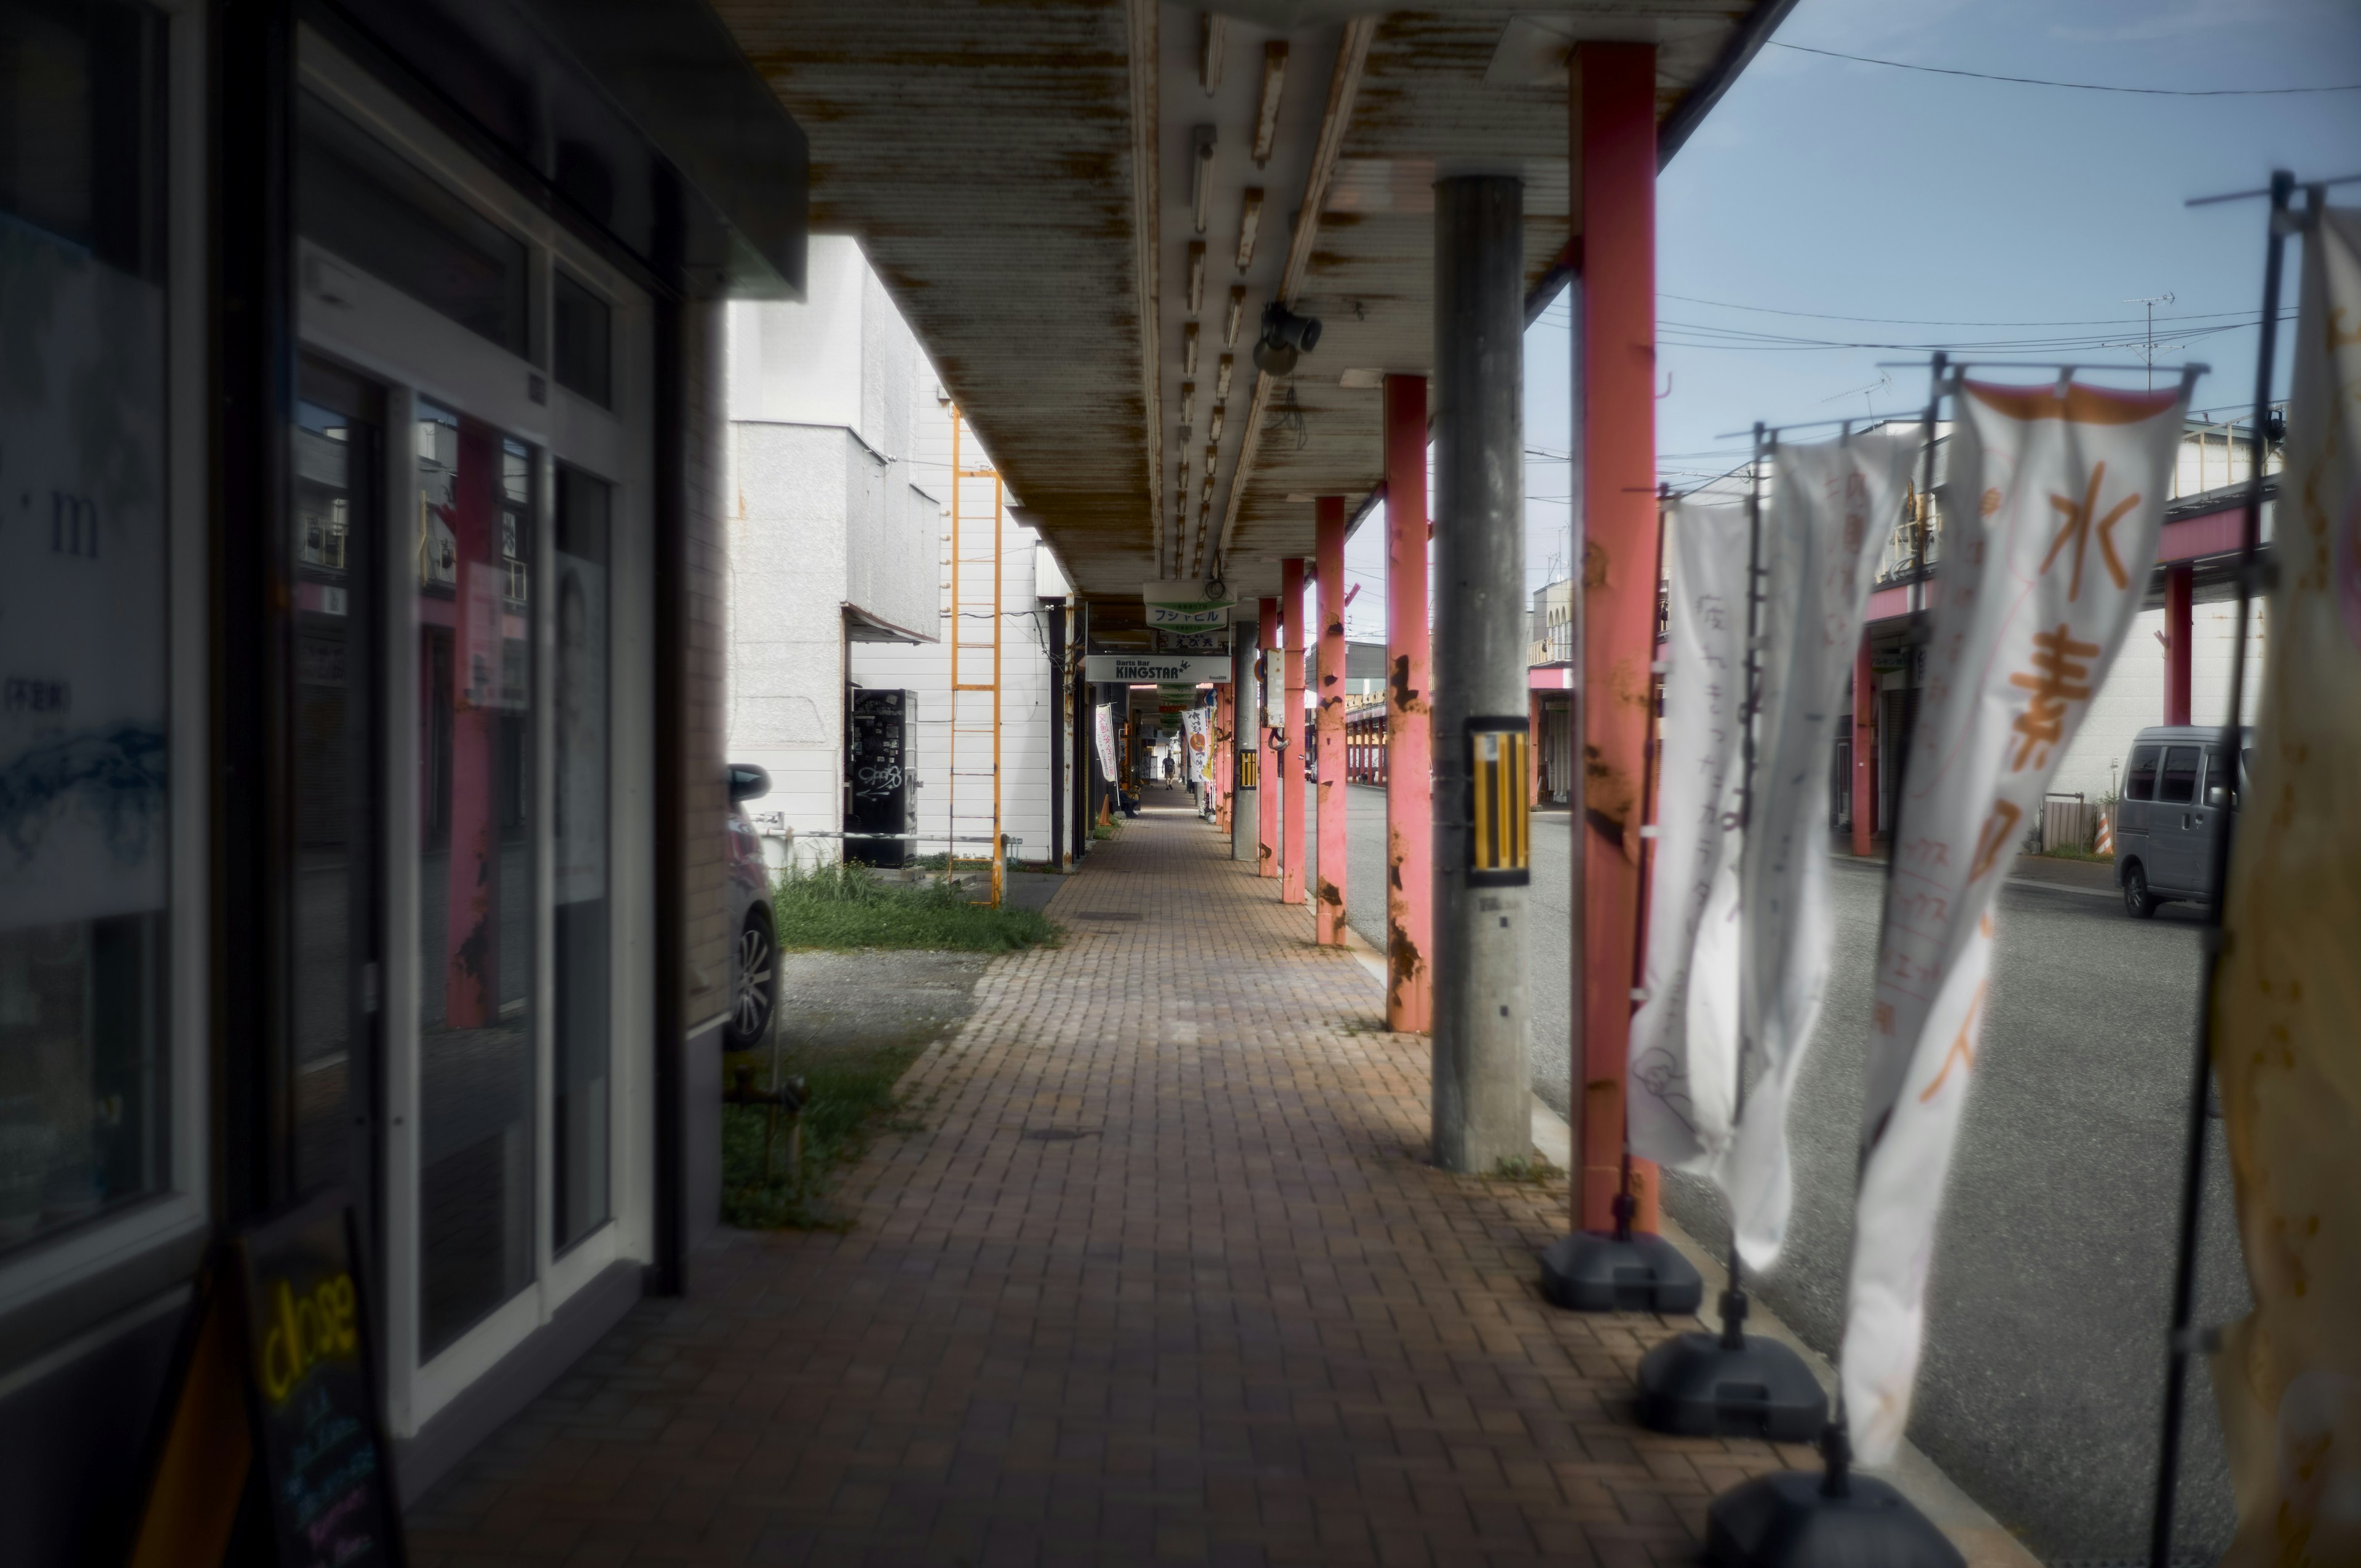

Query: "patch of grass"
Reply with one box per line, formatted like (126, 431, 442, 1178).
(1090, 822, 1120, 841)
(771, 862, 1060, 953)
(1490, 1153, 1568, 1186)
(721, 1039, 927, 1229)
(2031, 844, 2114, 864)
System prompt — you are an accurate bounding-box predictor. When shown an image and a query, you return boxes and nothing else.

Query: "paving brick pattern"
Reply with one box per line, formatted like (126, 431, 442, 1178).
(409, 807, 1813, 1566)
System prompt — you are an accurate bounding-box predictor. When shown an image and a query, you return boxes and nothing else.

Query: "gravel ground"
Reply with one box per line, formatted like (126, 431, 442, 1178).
(770, 949, 998, 1065)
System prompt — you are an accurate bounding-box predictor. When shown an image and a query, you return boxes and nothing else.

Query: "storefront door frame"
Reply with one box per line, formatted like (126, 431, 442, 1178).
(293, 30, 658, 1441)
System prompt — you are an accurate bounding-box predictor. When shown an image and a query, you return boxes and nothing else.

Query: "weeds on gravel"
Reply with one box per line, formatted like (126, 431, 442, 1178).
(1489, 1153, 1568, 1186)
(772, 862, 1059, 953)
(721, 1039, 927, 1229)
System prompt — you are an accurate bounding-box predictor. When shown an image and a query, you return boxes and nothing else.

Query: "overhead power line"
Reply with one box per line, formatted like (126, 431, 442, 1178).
(1657, 295, 2273, 329)
(1655, 312, 2288, 355)
(1766, 41, 2361, 96)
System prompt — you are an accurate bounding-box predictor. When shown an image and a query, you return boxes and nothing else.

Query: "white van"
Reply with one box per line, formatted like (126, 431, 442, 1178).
(2114, 726, 2252, 918)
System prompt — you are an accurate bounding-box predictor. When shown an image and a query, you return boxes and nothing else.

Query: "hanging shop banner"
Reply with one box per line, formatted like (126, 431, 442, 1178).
(1093, 702, 1117, 781)
(1140, 582, 1236, 628)
(1725, 427, 1919, 1270)
(1083, 654, 1230, 685)
(1181, 707, 1212, 785)
(1842, 373, 2189, 1465)
(1158, 627, 1231, 653)
(1627, 496, 1751, 1177)
(2210, 205, 2361, 1565)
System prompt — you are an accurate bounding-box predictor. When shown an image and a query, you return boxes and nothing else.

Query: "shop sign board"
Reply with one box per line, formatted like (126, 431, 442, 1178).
(1083, 654, 1230, 685)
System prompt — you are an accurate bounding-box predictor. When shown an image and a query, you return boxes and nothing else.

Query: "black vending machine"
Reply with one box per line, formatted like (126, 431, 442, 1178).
(846, 688, 917, 866)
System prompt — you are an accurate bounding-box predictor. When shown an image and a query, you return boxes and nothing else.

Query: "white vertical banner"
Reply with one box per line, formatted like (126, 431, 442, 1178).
(1181, 707, 1211, 785)
(1725, 429, 1918, 1268)
(1627, 497, 1751, 1172)
(1093, 703, 1117, 782)
(1843, 375, 2189, 1463)
(2210, 205, 2361, 1564)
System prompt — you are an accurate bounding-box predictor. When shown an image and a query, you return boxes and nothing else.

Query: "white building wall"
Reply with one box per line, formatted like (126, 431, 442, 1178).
(2048, 599, 2267, 802)
(726, 237, 950, 863)
(727, 423, 852, 845)
(853, 517, 1062, 868)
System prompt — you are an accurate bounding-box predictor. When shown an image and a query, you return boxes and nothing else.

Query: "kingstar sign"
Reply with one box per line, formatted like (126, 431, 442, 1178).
(1083, 654, 1231, 684)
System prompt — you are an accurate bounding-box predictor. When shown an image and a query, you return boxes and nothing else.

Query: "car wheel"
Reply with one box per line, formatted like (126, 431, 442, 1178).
(726, 909, 779, 1049)
(2122, 863, 2157, 920)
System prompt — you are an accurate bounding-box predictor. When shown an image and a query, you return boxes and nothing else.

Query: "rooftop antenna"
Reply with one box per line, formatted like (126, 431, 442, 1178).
(1821, 371, 1891, 419)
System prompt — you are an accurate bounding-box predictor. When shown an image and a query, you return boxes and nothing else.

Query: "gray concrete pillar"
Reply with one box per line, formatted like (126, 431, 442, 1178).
(1430, 174, 1530, 1174)
(1232, 625, 1259, 861)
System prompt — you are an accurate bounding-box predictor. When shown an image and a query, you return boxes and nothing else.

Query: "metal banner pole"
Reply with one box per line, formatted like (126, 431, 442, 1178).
(2146, 168, 2295, 1568)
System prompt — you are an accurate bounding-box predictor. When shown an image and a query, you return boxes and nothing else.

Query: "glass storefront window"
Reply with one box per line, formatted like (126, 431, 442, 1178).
(416, 401, 536, 1356)
(292, 364, 381, 1202)
(553, 467, 611, 1248)
(298, 90, 532, 360)
(0, 0, 171, 1255)
(553, 270, 612, 409)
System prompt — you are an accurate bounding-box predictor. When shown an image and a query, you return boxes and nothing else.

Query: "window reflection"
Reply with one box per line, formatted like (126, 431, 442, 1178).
(292, 373, 379, 1200)
(0, 0, 170, 1254)
(416, 400, 535, 1356)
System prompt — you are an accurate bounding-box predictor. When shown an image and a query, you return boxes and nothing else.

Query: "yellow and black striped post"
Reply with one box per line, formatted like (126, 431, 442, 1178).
(1467, 718, 1530, 887)
(1235, 746, 1259, 791)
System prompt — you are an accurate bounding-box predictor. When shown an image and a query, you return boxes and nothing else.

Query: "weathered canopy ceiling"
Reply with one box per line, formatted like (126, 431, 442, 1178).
(713, 0, 1788, 622)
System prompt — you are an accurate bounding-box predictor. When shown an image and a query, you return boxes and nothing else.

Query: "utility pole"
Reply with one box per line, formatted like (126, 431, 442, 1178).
(2117, 293, 2182, 392)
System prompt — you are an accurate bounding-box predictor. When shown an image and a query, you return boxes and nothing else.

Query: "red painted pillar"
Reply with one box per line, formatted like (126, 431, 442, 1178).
(1853, 636, 1877, 857)
(1315, 499, 1348, 943)
(1528, 691, 1544, 806)
(1258, 596, 1279, 878)
(1214, 678, 1234, 831)
(2164, 562, 2194, 726)
(1384, 375, 1433, 1031)
(1281, 558, 1308, 905)
(1575, 42, 1659, 1234)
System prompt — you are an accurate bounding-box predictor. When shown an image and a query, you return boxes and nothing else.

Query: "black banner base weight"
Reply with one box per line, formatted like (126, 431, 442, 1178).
(1539, 1230, 1704, 1314)
(1637, 1330, 1827, 1441)
(1707, 1470, 1964, 1568)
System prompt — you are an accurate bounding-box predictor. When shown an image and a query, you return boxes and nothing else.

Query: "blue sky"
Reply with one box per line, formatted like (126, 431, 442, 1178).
(1338, 0, 2361, 643)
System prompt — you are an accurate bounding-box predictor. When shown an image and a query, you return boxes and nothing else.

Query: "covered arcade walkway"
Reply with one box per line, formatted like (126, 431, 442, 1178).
(408, 804, 1869, 1565)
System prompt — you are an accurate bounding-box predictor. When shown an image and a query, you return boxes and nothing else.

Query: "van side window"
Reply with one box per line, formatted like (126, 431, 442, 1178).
(2126, 746, 2159, 800)
(2159, 746, 2200, 805)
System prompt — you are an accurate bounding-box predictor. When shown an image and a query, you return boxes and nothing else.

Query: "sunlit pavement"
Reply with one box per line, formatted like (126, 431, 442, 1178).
(1313, 784, 2247, 1560)
(409, 804, 1827, 1565)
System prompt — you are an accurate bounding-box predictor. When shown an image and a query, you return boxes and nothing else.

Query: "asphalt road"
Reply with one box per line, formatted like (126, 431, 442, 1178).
(1305, 782, 2247, 1562)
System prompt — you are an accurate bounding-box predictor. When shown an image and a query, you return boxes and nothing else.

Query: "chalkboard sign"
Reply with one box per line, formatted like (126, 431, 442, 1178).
(232, 1194, 405, 1567)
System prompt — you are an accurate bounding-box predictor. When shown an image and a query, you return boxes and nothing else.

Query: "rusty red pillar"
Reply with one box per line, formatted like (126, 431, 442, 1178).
(1281, 558, 1308, 905)
(1528, 691, 1544, 806)
(1384, 375, 1433, 1031)
(2164, 561, 2194, 726)
(1853, 636, 1877, 856)
(1573, 41, 1659, 1234)
(1315, 499, 1348, 943)
(1258, 596, 1280, 878)
(1214, 678, 1234, 831)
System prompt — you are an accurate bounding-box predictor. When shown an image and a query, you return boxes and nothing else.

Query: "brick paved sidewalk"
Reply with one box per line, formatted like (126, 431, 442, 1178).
(409, 806, 1814, 1567)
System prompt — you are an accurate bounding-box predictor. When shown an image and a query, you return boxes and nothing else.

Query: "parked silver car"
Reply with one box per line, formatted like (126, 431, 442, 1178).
(2114, 725, 2251, 918)
(726, 764, 780, 1046)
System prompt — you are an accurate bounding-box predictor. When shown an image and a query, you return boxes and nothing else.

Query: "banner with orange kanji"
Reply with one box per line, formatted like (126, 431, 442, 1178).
(1839, 373, 2189, 1465)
